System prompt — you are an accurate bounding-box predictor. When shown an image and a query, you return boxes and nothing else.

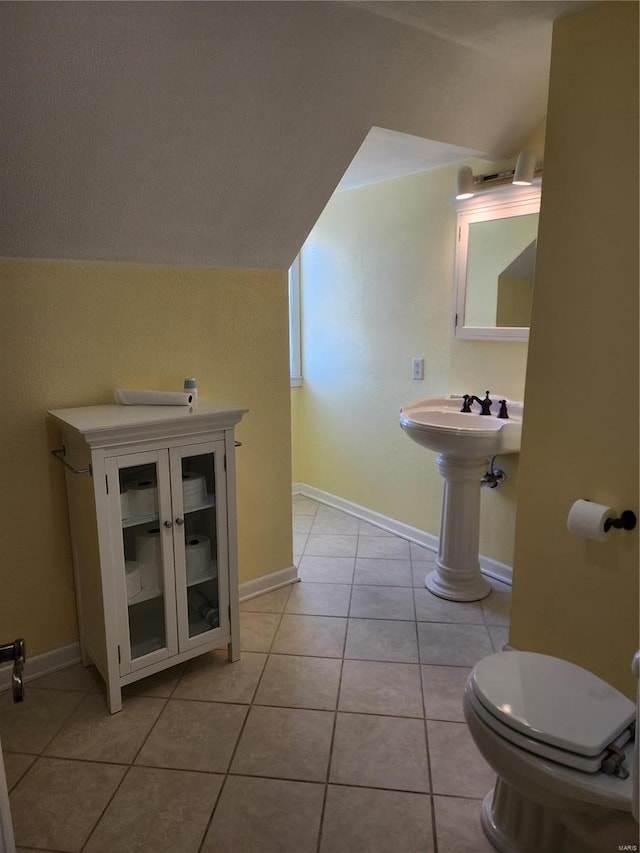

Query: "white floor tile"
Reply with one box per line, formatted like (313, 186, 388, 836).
(310, 513, 360, 535)
(9, 495, 512, 853)
(345, 618, 419, 663)
(297, 555, 355, 584)
(320, 786, 434, 853)
(330, 712, 430, 792)
(338, 659, 423, 717)
(353, 557, 413, 587)
(414, 587, 484, 624)
(285, 581, 351, 616)
(272, 614, 347, 658)
(417, 622, 494, 667)
(357, 536, 411, 560)
(305, 534, 358, 557)
(350, 585, 415, 620)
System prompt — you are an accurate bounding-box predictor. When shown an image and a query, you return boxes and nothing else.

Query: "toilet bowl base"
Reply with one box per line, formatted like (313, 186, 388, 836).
(480, 777, 639, 853)
(480, 778, 568, 853)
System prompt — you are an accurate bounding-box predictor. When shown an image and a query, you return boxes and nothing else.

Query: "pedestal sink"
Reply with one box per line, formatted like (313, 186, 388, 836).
(399, 395, 523, 602)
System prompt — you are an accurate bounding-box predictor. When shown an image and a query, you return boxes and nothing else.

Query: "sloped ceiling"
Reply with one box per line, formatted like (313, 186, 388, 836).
(335, 127, 484, 192)
(0, 1, 593, 269)
(351, 1, 593, 76)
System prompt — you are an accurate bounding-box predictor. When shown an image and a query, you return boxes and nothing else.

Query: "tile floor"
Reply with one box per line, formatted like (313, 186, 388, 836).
(0, 495, 512, 853)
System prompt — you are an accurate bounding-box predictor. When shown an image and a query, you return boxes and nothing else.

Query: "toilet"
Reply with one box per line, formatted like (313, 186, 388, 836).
(463, 650, 639, 853)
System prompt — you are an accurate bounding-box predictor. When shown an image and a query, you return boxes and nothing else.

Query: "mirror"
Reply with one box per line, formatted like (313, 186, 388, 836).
(453, 184, 541, 340)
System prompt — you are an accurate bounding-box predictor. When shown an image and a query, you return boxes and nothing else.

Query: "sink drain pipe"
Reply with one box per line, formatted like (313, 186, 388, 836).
(482, 457, 506, 489)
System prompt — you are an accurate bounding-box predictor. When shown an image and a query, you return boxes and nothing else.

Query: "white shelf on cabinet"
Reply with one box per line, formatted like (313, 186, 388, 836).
(127, 563, 218, 607)
(183, 494, 216, 514)
(186, 562, 218, 587)
(122, 513, 160, 529)
(121, 494, 216, 528)
(127, 586, 162, 606)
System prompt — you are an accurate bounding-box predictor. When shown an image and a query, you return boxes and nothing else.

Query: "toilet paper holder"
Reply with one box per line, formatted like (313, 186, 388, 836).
(603, 510, 637, 533)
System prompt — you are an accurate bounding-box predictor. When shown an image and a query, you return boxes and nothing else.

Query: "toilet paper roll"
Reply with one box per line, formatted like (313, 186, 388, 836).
(128, 481, 159, 517)
(182, 473, 207, 510)
(139, 561, 162, 593)
(120, 489, 130, 519)
(185, 534, 211, 583)
(125, 561, 142, 600)
(115, 389, 194, 406)
(182, 472, 205, 490)
(135, 527, 161, 565)
(567, 499, 617, 542)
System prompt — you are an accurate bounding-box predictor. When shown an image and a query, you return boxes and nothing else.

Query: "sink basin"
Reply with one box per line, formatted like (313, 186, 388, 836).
(399, 395, 523, 459)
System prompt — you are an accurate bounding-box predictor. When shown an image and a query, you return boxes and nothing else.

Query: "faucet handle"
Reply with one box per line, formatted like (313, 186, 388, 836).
(497, 400, 509, 419)
(460, 395, 472, 413)
(480, 391, 492, 416)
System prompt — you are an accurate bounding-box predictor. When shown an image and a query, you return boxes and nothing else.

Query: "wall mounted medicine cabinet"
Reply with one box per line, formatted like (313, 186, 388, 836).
(453, 183, 541, 341)
(49, 402, 247, 713)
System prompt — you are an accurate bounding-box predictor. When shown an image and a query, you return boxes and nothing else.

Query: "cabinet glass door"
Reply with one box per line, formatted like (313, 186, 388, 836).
(111, 452, 177, 671)
(170, 442, 229, 650)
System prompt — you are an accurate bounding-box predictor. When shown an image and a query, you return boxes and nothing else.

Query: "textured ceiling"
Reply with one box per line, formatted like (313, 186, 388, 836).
(0, 1, 597, 269)
(338, 1, 596, 189)
(351, 1, 595, 74)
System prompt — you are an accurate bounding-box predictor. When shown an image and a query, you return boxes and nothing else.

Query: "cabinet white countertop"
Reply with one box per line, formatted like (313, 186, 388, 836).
(49, 402, 248, 448)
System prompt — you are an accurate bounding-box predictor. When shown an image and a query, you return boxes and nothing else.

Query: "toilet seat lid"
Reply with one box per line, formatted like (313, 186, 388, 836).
(470, 652, 636, 758)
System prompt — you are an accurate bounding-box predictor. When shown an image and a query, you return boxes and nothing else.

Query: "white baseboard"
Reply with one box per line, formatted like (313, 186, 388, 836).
(293, 482, 512, 586)
(3, 489, 510, 694)
(296, 483, 439, 552)
(0, 642, 81, 694)
(239, 565, 299, 601)
(0, 566, 301, 695)
(478, 554, 513, 586)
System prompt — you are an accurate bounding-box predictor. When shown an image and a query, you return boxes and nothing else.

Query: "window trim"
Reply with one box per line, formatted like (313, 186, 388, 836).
(289, 255, 302, 387)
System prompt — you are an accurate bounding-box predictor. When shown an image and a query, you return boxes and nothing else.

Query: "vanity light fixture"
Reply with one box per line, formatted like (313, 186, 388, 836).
(513, 150, 537, 186)
(455, 152, 542, 199)
(455, 165, 475, 200)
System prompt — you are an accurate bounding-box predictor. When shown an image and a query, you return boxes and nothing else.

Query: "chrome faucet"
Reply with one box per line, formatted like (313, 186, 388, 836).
(461, 391, 493, 415)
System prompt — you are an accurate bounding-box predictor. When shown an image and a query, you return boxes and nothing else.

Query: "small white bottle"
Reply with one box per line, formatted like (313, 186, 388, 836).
(184, 377, 198, 405)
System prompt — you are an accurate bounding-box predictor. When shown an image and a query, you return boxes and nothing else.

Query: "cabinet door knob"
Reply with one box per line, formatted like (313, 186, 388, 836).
(175, 517, 185, 526)
(164, 520, 173, 529)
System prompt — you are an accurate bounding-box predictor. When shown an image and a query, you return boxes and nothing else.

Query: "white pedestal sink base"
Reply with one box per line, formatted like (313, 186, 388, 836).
(399, 395, 522, 602)
(425, 567, 491, 602)
(424, 454, 492, 602)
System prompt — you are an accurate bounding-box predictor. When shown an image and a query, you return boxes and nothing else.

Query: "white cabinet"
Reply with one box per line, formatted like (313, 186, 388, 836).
(48, 403, 247, 713)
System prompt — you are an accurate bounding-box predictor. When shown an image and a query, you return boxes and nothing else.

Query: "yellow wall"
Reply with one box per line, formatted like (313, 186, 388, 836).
(0, 259, 292, 656)
(294, 163, 529, 567)
(510, 2, 639, 697)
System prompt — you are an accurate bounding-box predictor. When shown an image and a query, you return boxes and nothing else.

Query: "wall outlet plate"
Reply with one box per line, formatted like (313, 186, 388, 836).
(412, 358, 424, 380)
